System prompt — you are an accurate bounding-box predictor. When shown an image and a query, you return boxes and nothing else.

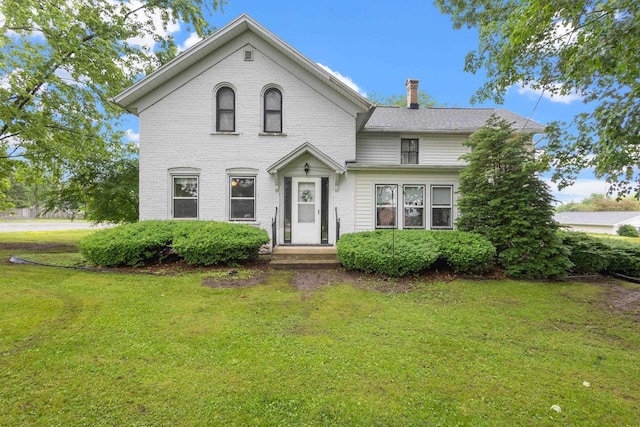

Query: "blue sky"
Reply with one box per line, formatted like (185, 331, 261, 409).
(123, 0, 608, 203)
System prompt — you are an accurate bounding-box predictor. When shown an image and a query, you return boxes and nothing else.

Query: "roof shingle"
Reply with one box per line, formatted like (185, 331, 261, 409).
(363, 106, 545, 133)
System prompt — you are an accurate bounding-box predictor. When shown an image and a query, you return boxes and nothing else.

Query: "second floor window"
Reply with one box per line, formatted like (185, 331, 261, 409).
(264, 88, 282, 133)
(216, 87, 235, 132)
(401, 139, 419, 164)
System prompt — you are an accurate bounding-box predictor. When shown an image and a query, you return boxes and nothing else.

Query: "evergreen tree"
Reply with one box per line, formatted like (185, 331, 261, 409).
(457, 116, 571, 279)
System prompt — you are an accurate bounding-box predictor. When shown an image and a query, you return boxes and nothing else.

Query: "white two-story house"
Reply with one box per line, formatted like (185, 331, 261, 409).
(114, 14, 544, 246)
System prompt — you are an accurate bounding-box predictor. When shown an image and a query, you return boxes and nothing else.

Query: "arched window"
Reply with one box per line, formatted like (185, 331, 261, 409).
(216, 86, 235, 132)
(263, 88, 282, 133)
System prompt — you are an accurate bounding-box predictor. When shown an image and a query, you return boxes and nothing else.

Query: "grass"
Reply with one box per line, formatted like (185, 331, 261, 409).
(1, 231, 640, 425)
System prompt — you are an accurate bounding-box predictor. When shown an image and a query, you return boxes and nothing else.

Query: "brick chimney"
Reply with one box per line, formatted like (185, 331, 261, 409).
(406, 79, 419, 109)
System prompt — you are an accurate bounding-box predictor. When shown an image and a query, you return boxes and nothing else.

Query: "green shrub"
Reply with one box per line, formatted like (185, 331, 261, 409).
(558, 231, 610, 275)
(172, 222, 269, 266)
(604, 240, 640, 277)
(429, 231, 495, 274)
(558, 231, 640, 277)
(79, 220, 177, 267)
(80, 220, 269, 267)
(496, 233, 571, 279)
(617, 224, 639, 238)
(337, 230, 439, 277)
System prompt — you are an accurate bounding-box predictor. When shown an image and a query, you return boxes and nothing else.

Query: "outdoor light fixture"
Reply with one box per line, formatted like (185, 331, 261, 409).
(304, 163, 310, 175)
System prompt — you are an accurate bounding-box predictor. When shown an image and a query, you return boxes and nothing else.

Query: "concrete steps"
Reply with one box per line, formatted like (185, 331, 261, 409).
(270, 246, 341, 270)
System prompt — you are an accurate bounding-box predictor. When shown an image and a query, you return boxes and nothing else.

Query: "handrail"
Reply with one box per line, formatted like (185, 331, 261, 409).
(335, 207, 340, 242)
(271, 207, 278, 248)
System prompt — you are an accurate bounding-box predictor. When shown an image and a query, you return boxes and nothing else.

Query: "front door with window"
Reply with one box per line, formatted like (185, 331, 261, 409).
(292, 177, 321, 244)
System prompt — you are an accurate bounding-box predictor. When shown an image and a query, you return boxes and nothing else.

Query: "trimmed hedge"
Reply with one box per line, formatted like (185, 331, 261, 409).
(336, 230, 439, 277)
(558, 231, 640, 277)
(557, 231, 609, 275)
(430, 231, 496, 274)
(79, 221, 178, 267)
(337, 230, 495, 277)
(172, 221, 270, 266)
(80, 220, 269, 267)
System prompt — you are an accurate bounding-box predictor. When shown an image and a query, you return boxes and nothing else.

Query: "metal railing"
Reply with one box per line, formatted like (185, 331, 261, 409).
(335, 207, 340, 243)
(271, 207, 278, 248)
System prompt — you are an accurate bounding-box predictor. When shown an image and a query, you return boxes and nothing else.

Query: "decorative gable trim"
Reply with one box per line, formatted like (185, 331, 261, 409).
(267, 142, 346, 192)
(113, 14, 373, 114)
(267, 142, 346, 175)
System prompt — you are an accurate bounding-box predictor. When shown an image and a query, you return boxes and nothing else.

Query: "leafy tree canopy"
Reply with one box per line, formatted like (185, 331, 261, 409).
(435, 0, 640, 197)
(556, 193, 640, 212)
(0, 0, 223, 218)
(368, 90, 441, 108)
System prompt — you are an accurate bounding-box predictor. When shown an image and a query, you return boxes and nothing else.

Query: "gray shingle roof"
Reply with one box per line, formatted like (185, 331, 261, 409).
(554, 211, 640, 226)
(363, 106, 545, 133)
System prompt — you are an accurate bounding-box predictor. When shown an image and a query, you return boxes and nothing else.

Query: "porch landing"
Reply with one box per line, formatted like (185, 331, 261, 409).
(270, 246, 341, 270)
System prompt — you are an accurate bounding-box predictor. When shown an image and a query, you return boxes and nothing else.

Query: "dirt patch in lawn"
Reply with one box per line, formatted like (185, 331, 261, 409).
(202, 269, 269, 288)
(596, 280, 640, 317)
(568, 276, 640, 317)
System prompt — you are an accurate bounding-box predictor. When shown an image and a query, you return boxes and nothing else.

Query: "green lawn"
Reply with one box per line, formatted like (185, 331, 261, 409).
(1, 231, 639, 425)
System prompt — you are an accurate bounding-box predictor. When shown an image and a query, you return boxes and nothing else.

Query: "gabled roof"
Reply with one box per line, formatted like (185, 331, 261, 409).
(554, 211, 640, 226)
(362, 106, 545, 133)
(267, 142, 346, 175)
(113, 14, 373, 113)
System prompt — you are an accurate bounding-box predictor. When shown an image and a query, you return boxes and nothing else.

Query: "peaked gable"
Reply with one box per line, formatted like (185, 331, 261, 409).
(114, 14, 373, 114)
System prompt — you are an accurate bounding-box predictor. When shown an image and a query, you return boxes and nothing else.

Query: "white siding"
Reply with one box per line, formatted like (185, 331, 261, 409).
(138, 32, 362, 244)
(356, 133, 469, 165)
(356, 134, 398, 163)
(422, 134, 470, 166)
(352, 170, 460, 232)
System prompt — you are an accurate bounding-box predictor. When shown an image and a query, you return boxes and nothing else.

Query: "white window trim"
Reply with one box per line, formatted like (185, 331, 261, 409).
(229, 176, 257, 221)
(403, 185, 426, 229)
(213, 83, 237, 134)
(261, 84, 284, 134)
(171, 175, 199, 219)
(375, 184, 398, 229)
(431, 185, 454, 229)
(400, 138, 419, 165)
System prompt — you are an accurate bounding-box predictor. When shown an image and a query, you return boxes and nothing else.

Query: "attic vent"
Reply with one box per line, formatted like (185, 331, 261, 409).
(243, 50, 253, 61)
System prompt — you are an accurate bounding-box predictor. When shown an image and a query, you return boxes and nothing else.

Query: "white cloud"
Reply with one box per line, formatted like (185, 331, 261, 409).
(544, 178, 610, 205)
(178, 33, 202, 52)
(316, 63, 367, 97)
(514, 82, 582, 104)
(124, 128, 140, 144)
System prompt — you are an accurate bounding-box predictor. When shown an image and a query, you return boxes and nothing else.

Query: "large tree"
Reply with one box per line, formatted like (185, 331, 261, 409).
(435, 0, 640, 197)
(457, 116, 571, 279)
(0, 0, 223, 215)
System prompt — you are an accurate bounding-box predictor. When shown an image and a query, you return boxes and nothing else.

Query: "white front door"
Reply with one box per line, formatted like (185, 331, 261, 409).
(292, 177, 321, 244)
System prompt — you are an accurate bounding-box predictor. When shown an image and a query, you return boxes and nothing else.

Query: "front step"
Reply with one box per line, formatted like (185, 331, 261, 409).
(271, 246, 341, 270)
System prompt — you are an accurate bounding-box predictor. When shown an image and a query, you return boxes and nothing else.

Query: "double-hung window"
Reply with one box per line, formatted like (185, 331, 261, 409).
(173, 176, 198, 218)
(403, 185, 425, 228)
(263, 88, 282, 133)
(216, 86, 235, 132)
(376, 184, 397, 228)
(230, 177, 255, 220)
(431, 186, 453, 229)
(401, 139, 419, 164)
